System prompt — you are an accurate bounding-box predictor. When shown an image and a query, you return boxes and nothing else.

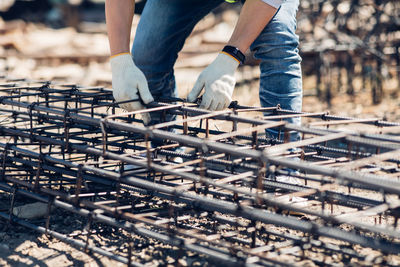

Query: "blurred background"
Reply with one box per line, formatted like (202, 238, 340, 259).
(0, 0, 399, 120)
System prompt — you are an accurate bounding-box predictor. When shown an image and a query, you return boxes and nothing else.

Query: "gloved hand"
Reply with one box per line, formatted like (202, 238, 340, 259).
(110, 53, 154, 124)
(187, 52, 239, 111)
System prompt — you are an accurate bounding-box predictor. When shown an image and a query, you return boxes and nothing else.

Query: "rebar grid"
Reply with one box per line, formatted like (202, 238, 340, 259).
(0, 77, 400, 266)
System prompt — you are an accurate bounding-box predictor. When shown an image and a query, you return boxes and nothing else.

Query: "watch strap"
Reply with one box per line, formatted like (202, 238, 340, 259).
(222, 45, 245, 65)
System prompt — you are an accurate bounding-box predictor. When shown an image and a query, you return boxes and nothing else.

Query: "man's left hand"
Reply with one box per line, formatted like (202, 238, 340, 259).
(187, 53, 239, 111)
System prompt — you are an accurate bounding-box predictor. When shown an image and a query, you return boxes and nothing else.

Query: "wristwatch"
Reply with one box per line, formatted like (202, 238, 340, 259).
(222, 45, 246, 65)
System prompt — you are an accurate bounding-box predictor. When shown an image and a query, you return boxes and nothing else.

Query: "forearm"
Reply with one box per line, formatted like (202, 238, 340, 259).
(105, 0, 135, 56)
(228, 0, 278, 53)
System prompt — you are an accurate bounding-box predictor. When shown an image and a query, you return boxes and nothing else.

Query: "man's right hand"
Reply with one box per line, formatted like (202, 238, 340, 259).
(110, 53, 154, 124)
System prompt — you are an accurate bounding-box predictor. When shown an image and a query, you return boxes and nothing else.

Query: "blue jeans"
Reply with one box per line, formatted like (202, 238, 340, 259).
(132, 0, 302, 141)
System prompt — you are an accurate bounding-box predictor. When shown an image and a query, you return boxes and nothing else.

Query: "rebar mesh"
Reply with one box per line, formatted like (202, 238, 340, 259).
(0, 77, 400, 266)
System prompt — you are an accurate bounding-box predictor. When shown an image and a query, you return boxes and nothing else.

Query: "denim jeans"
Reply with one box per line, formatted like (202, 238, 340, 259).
(132, 0, 302, 141)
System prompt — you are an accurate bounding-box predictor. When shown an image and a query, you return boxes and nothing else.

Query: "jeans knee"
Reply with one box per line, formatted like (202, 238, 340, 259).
(132, 39, 174, 74)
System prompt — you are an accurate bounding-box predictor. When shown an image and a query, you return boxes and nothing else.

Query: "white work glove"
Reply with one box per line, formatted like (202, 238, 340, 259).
(187, 52, 239, 111)
(110, 53, 154, 124)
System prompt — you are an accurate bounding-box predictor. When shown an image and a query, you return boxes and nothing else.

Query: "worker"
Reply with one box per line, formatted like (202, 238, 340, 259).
(105, 0, 302, 143)
(12, 0, 304, 220)
(106, 0, 306, 206)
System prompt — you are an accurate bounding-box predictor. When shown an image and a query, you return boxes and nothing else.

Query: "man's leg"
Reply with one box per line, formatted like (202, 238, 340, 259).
(251, 0, 302, 142)
(132, 0, 224, 128)
(251, 0, 305, 192)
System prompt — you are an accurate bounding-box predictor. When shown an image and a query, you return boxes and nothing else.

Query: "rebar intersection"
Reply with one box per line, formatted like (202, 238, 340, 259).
(0, 78, 400, 266)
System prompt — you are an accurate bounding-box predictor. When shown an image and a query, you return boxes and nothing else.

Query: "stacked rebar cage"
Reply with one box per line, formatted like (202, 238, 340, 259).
(0, 77, 400, 266)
